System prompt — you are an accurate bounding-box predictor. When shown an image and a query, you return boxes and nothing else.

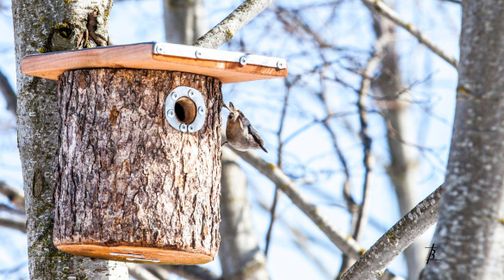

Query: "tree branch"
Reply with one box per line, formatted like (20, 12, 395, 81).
(126, 264, 161, 280)
(352, 36, 385, 242)
(195, 0, 273, 48)
(0, 181, 25, 211)
(0, 69, 16, 116)
(0, 216, 27, 233)
(340, 185, 443, 280)
(264, 81, 291, 256)
(228, 148, 401, 279)
(156, 265, 219, 280)
(362, 0, 458, 68)
(229, 147, 364, 258)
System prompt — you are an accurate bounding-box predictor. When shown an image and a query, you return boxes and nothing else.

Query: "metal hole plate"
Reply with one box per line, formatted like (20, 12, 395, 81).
(165, 86, 206, 133)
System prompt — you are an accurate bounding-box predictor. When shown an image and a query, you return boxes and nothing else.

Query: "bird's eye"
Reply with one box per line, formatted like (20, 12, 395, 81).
(228, 114, 232, 119)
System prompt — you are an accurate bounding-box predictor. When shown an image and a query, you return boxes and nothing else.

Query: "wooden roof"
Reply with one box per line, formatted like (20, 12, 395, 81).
(20, 42, 288, 83)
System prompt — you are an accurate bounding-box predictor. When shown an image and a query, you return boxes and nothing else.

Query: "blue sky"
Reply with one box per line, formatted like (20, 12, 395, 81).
(0, 0, 462, 279)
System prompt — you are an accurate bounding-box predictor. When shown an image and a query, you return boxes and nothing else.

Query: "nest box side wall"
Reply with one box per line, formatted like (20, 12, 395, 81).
(53, 69, 222, 264)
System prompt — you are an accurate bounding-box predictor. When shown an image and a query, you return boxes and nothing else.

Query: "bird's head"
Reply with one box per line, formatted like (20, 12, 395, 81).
(224, 102, 240, 123)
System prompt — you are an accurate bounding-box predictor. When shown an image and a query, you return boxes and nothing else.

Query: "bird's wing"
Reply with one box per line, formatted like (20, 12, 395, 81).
(240, 112, 268, 152)
(247, 125, 268, 153)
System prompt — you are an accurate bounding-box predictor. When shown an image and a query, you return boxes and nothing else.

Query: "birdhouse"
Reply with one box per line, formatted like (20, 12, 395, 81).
(21, 42, 287, 264)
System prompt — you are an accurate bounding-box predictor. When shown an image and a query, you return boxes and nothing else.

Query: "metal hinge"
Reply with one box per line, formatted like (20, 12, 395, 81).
(153, 43, 287, 70)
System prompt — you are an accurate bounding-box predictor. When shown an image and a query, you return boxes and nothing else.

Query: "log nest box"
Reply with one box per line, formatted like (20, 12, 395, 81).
(21, 42, 287, 264)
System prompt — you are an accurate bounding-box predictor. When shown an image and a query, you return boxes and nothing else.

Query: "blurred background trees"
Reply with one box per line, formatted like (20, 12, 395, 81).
(0, 0, 464, 279)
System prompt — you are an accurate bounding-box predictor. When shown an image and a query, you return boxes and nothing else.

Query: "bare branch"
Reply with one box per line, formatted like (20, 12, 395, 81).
(341, 185, 443, 280)
(230, 147, 363, 258)
(0, 181, 25, 211)
(127, 264, 161, 280)
(230, 147, 403, 279)
(256, 198, 332, 278)
(264, 82, 290, 256)
(352, 31, 388, 243)
(362, 0, 458, 68)
(195, 0, 273, 48)
(440, 0, 461, 4)
(0, 216, 27, 233)
(153, 265, 219, 280)
(0, 69, 16, 116)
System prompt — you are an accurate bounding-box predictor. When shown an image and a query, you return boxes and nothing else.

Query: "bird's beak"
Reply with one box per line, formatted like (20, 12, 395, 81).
(222, 102, 230, 111)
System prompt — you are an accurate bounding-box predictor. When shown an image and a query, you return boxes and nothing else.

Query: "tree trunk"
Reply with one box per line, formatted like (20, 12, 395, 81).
(421, 1, 504, 279)
(11, 0, 131, 277)
(373, 7, 424, 278)
(163, 0, 207, 45)
(219, 149, 269, 280)
(54, 69, 222, 264)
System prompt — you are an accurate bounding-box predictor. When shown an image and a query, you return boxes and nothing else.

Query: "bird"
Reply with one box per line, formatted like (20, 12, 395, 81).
(223, 102, 268, 153)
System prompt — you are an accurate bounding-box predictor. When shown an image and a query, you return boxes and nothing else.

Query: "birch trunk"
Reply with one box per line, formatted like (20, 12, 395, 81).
(421, 1, 504, 278)
(11, 0, 129, 277)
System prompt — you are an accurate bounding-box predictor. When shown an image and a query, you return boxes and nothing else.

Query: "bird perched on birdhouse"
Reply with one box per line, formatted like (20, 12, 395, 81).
(20, 42, 285, 264)
(224, 102, 268, 153)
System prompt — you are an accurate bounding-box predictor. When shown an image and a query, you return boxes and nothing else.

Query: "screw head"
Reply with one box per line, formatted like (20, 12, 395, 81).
(180, 124, 187, 132)
(239, 56, 247, 66)
(172, 92, 178, 100)
(167, 109, 175, 118)
(195, 50, 202, 58)
(198, 106, 205, 115)
(276, 61, 285, 69)
(188, 89, 195, 96)
(188, 125, 194, 132)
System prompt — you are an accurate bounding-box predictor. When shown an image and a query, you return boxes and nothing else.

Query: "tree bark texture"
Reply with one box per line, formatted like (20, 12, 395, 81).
(54, 69, 222, 265)
(219, 149, 269, 280)
(421, 1, 504, 279)
(12, 0, 131, 277)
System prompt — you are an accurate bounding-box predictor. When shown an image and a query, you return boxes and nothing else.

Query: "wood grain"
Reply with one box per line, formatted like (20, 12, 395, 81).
(20, 43, 288, 83)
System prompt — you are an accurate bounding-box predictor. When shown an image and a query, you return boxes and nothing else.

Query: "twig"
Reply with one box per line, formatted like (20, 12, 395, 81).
(0, 216, 26, 233)
(338, 32, 386, 277)
(0, 181, 25, 211)
(264, 81, 291, 256)
(195, 0, 273, 48)
(230, 147, 363, 257)
(352, 36, 386, 242)
(441, 0, 461, 4)
(126, 264, 161, 280)
(275, 6, 332, 48)
(362, 0, 458, 68)
(142, 266, 170, 279)
(0, 70, 16, 116)
(257, 198, 332, 277)
(230, 147, 402, 279)
(317, 65, 357, 214)
(341, 185, 444, 280)
(157, 265, 219, 280)
(0, 204, 25, 215)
